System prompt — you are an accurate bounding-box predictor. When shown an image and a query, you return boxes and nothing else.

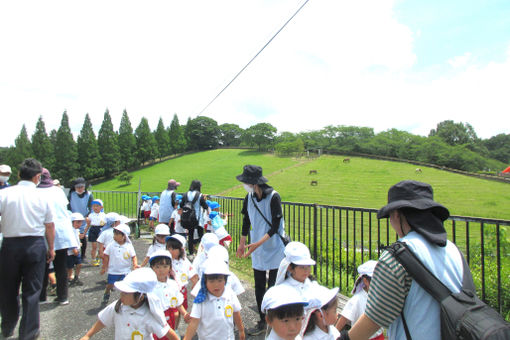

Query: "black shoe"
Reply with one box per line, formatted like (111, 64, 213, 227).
(246, 320, 266, 336)
(102, 293, 110, 305)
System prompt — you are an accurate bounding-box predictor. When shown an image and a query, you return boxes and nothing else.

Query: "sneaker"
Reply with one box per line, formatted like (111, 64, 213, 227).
(92, 259, 100, 267)
(102, 293, 110, 305)
(39, 299, 51, 305)
(246, 320, 266, 336)
(58, 299, 69, 306)
(48, 285, 57, 296)
(74, 278, 84, 286)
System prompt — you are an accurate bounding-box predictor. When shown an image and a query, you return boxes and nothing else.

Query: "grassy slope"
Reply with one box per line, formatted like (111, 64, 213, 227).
(93, 150, 510, 220)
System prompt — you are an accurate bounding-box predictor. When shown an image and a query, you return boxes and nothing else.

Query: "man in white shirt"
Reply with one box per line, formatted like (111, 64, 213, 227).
(0, 158, 55, 340)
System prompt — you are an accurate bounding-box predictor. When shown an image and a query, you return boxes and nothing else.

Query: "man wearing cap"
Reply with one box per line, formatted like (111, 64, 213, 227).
(0, 164, 11, 189)
(339, 180, 464, 340)
(0, 158, 55, 340)
(158, 179, 180, 230)
(235, 165, 286, 335)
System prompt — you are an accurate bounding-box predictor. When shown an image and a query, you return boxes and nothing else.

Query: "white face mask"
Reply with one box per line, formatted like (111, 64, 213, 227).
(0, 175, 9, 183)
(243, 183, 254, 193)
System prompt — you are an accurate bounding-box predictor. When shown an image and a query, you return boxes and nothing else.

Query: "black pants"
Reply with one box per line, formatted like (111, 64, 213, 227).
(0, 236, 46, 340)
(187, 226, 196, 254)
(80, 236, 87, 259)
(40, 249, 68, 302)
(253, 268, 278, 320)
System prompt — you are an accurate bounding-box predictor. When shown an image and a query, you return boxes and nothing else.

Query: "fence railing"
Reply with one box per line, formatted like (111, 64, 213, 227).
(92, 190, 510, 318)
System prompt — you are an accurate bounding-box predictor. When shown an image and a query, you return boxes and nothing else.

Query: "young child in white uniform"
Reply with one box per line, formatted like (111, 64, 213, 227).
(141, 224, 171, 267)
(68, 212, 85, 286)
(335, 260, 384, 340)
(192, 232, 219, 278)
(97, 212, 122, 262)
(80, 268, 180, 340)
(149, 250, 189, 339)
(85, 199, 107, 266)
(302, 285, 340, 340)
(262, 284, 308, 340)
(183, 259, 245, 340)
(150, 196, 160, 230)
(100, 224, 139, 305)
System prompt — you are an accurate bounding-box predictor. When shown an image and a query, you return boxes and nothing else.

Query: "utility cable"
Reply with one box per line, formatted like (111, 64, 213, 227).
(198, 0, 311, 115)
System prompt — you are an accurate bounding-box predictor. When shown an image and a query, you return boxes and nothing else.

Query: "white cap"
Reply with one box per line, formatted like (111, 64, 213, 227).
(201, 233, 219, 253)
(113, 224, 131, 237)
(306, 285, 339, 310)
(149, 250, 172, 264)
(70, 212, 85, 221)
(168, 234, 186, 248)
(154, 224, 170, 236)
(207, 245, 229, 264)
(105, 212, 120, 223)
(284, 241, 316, 266)
(0, 165, 11, 173)
(114, 268, 158, 294)
(91, 198, 104, 206)
(261, 284, 308, 313)
(352, 260, 378, 294)
(119, 215, 130, 224)
(203, 259, 230, 276)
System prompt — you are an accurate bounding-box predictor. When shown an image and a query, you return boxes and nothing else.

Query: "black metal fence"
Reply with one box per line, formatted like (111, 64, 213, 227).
(92, 190, 510, 317)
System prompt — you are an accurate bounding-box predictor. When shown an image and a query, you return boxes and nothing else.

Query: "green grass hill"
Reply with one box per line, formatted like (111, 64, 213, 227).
(92, 149, 510, 220)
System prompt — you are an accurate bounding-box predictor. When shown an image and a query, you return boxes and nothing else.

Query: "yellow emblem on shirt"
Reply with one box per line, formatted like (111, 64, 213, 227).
(225, 304, 233, 318)
(181, 273, 188, 283)
(123, 251, 130, 260)
(131, 330, 143, 340)
(170, 296, 178, 308)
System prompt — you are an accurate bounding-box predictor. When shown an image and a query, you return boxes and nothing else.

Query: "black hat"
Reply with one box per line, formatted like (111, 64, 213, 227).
(236, 165, 268, 185)
(377, 180, 449, 220)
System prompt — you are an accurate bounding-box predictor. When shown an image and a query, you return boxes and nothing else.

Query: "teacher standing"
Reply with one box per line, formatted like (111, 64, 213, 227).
(235, 165, 285, 336)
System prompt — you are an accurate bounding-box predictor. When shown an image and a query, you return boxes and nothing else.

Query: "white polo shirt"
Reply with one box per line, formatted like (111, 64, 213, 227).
(97, 228, 115, 248)
(190, 286, 241, 340)
(89, 211, 106, 227)
(145, 242, 166, 258)
(104, 241, 136, 275)
(171, 210, 186, 234)
(303, 325, 340, 340)
(0, 180, 54, 237)
(172, 257, 196, 287)
(340, 290, 383, 339)
(98, 300, 170, 340)
(153, 278, 184, 310)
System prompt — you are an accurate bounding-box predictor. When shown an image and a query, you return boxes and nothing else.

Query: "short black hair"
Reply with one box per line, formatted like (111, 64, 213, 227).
(149, 256, 172, 267)
(266, 303, 304, 321)
(189, 179, 202, 192)
(166, 237, 185, 259)
(18, 158, 42, 180)
(204, 274, 228, 283)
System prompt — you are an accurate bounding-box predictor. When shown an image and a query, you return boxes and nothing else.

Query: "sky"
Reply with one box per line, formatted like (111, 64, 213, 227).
(1, 0, 509, 148)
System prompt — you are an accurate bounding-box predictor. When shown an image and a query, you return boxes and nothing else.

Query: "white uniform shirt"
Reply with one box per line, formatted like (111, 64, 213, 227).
(267, 329, 302, 340)
(172, 257, 196, 287)
(0, 180, 54, 237)
(150, 203, 159, 219)
(104, 241, 136, 275)
(153, 278, 184, 310)
(341, 290, 383, 339)
(190, 286, 241, 340)
(98, 301, 170, 340)
(171, 210, 186, 234)
(145, 242, 166, 258)
(191, 271, 245, 297)
(303, 325, 340, 340)
(89, 211, 106, 226)
(279, 276, 318, 306)
(97, 228, 115, 248)
(67, 228, 81, 256)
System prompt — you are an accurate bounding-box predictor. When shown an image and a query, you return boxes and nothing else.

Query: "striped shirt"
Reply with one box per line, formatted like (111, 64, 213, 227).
(365, 250, 413, 328)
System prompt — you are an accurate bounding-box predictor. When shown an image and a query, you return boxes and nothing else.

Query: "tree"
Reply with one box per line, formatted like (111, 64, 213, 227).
(77, 114, 103, 179)
(31, 117, 55, 172)
(54, 111, 78, 186)
(185, 116, 220, 150)
(134, 117, 158, 164)
(98, 109, 121, 177)
(154, 117, 170, 158)
(118, 109, 137, 170)
(219, 123, 243, 146)
(484, 133, 510, 164)
(9, 125, 34, 178)
(118, 171, 133, 185)
(243, 123, 277, 151)
(168, 114, 186, 154)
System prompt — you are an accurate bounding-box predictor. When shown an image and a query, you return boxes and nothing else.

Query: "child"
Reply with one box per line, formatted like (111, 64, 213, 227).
(165, 234, 198, 322)
(97, 212, 121, 262)
(183, 259, 245, 340)
(275, 242, 318, 302)
(100, 224, 139, 305)
(84, 199, 107, 266)
(335, 260, 383, 340)
(149, 250, 190, 338)
(170, 199, 186, 238)
(142, 195, 153, 225)
(141, 224, 171, 267)
(302, 285, 340, 339)
(68, 212, 85, 286)
(150, 196, 160, 230)
(192, 232, 219, 278)
(261, 284, 308, 340)
(80, 268, 180, 340)
(208, 210, 232, 248)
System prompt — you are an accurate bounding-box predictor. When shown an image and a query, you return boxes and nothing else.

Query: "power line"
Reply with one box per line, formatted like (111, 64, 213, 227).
(199, 0, 311, 115)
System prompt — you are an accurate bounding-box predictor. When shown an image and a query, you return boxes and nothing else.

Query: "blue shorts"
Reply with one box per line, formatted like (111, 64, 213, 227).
(107, 274, 126, 285)
(66, 254, 82, 269)
(88, 226, 101, 242)
(149, 217, 157, 221)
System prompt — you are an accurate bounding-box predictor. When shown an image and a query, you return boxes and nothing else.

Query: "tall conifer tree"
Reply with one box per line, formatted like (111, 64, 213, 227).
(134, 117, 158, 164)
(77, 114, 102, 179)
(31, 116, 55, 172)
(11, 125, 34, 177)
(154, 117, 170, 158)
(98, 109, 120, 177)
(168, 114, 186, 154)
(118, 109, 137, 170)
(54, 111, 78, 185)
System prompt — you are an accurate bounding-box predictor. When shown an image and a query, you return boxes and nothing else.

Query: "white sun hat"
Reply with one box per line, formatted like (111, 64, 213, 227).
(276, 241, 316, 285)
(149, 250, 172, 264)
(203, 258, 231, 276)
(352, 260, 378, 294)
(154, 224, 170, 236)
(168, 234, 187, 248)
(114, 267, 158, 294)
(70, 212, 85, 221)
(261, 284, 308, 314)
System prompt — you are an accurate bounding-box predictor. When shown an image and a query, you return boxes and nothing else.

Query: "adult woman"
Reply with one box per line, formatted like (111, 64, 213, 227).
(38, 168, 79, 305)
(67, 177, 93, 260)
(235, 165, 286, 336)
(180, 180, 209, 254)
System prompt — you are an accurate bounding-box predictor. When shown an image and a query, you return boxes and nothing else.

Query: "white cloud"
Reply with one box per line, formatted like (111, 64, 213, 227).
(0, 0, 509, 149)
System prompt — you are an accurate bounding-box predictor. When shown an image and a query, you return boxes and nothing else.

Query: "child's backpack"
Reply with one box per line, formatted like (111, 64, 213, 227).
(180, 192, 200, 230)
(386, 241, 510, 340)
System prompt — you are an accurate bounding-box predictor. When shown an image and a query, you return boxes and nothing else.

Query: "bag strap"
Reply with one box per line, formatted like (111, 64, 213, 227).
(189, 191, 200, 205)
(250, 193, 286, 244)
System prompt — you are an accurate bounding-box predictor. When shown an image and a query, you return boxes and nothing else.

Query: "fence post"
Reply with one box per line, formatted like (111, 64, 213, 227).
(313, 203, 318, 277)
